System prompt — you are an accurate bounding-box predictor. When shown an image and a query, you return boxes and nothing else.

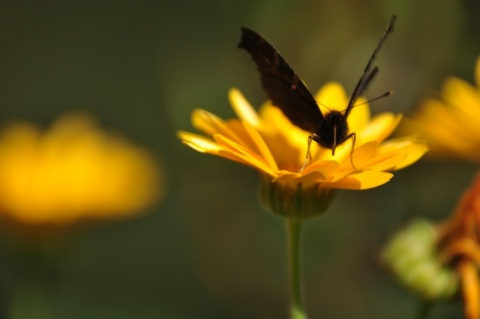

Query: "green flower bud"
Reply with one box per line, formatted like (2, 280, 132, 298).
(382, 219, 459, 300)
(259, 174, 336, 220)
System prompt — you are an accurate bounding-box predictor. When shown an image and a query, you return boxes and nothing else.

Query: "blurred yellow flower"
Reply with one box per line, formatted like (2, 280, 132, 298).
(0, 113, 162, 230)
(179, 83, 426, 193)
(403, 56, 480, 163)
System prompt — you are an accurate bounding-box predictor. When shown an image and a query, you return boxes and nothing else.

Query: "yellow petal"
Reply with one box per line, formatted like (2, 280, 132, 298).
(242, 121, 278, 171)
(443, 77, 480, 117)
(442, 78, 480, 135)
(356, 138, 426, 171)
(363, 151, 407, 172)
(338, 138, 414, 173)
(177, 131, 221, 153)
(405, 98, 473, 159)
(316, 136, 353, 163)
(314, 82, 348, 113)
(257, 105, 311, 167)
(259, 104, 310, 141)
(272, 160, 344, 187)
(223, 120, 263, 151)
(191, 109, 243, 144)
(327, 170, 394, 190)
(458, 259, 480, 319)
(229, 88, 261, 127)
(360, 113, 402, 144)
(213, 134, 276, 175)
(385, 138, 429, 170)
(347, 96, 370, 134)
(337, 141, 378, 171)
(303, 160, 340, 176)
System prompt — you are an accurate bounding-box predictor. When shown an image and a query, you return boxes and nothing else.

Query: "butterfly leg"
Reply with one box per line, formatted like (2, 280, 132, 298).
(299, 135, 314, 172)
(343, 132, 358, 170)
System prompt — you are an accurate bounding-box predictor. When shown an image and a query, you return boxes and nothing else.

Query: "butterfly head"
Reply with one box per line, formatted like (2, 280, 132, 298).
(312, 110, 349, 155)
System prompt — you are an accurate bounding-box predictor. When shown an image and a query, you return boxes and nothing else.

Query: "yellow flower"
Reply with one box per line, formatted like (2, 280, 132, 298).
(403, 56, 480, 163)
(178, 83, 426, 217)
(0, 113, 162, 230)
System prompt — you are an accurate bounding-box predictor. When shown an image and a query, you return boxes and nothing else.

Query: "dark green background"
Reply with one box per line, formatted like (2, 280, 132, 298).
(0, 1, 479, 318)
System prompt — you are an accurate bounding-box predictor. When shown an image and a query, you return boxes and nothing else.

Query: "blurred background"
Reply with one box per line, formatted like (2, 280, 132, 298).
(0, 1, 480, 318)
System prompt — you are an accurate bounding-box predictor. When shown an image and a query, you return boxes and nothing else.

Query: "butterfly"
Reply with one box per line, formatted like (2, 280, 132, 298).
(238, 16, 396, 170)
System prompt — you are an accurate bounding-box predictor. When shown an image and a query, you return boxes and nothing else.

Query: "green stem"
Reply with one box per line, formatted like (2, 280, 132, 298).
(414, 299, 432, 319)
(8, 240, 61, 319)
(286, 218, 307, 319)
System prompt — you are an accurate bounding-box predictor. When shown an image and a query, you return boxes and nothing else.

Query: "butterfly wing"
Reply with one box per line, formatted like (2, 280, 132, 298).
(238, 27, 323, 133)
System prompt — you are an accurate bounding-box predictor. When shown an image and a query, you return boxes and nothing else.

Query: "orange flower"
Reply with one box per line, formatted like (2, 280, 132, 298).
(438, 173, 480, 319)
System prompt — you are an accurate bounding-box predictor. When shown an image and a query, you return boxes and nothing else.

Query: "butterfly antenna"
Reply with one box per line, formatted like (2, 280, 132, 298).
(360, 90, 392, 105)
(315, 100, 333, 112)
(345, 15, 396, 117)
(345, 90, 393, 112)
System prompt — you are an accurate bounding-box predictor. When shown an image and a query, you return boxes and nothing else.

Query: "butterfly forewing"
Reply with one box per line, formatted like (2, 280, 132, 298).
(238, 27, 323, 133)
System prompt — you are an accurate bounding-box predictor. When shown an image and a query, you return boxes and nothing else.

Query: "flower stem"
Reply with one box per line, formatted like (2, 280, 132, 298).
(8, 241, 61, 319)
(286, 218, 307, 319)
(414, 299, 432, 319)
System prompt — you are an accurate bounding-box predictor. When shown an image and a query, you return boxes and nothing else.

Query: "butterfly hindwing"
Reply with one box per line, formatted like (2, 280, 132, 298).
(238, 27, 323, 133)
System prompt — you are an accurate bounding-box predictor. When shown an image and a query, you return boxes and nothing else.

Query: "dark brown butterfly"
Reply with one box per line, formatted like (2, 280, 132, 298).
(238, 16, 396, 169)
